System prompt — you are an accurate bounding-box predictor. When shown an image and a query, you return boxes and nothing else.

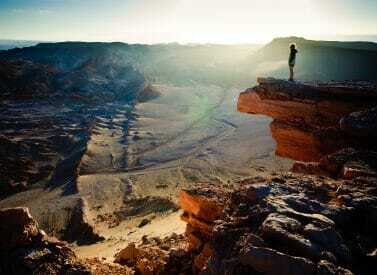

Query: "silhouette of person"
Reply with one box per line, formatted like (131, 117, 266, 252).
(288, 43, 298, 81)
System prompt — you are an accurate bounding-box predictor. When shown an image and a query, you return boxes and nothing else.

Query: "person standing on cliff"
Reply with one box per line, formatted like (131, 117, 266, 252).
(288, 43, 298, 81)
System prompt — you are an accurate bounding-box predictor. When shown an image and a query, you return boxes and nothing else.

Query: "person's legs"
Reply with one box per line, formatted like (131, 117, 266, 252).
(289, 65, 294, 81)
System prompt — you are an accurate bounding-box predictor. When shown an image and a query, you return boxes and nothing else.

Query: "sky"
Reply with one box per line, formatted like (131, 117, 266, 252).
(0, 0, 377, 44)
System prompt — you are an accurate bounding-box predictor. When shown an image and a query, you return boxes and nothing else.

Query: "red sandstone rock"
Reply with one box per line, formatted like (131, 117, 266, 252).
(270, 120, 348, 162)
(237, 78, 377, 169)
(238, 78, 376, 129)
(176, 79, 377, 274)
(186, 224, 204, 251)
(194, 243, 213, 271)
(179, 188, 226, 222)
(321, 148, 377, 179)
(181, 212, 214, 237)
(179, 188, 228, 272)
(180, 187, 227, 246)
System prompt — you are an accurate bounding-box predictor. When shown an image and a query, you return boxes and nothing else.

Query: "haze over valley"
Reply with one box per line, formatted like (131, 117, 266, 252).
(0, 42, 280, 243)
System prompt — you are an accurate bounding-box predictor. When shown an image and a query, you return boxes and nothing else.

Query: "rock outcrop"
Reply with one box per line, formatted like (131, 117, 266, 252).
(340, 106, 377, 138)
(114, 234, 192, 274)
(180, 187, 227, 239)
(179, 174, 377, 275)
(180, 186, 229, 271)
(113, 186, 230, 274)
(238, 78, 377, 178)
(0, 207, 135, 274)
(238, 78, 377, 128)
(0, 207, 91, 274)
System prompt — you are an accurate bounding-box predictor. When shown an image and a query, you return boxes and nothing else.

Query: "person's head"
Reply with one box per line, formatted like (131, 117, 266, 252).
(289, 43, 296, 50)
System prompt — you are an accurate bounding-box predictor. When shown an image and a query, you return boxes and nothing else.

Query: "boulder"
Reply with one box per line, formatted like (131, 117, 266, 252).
(180, 187, 228, 252)
(240, 233, 266, 248)
(260, 213, 323, 261)
(340, 107, 377, 138)
(114, 243, 141, 265)
(317, 260, 353, 275)
(240, 245, 316, 275)
(303, 223, 351, 262)
(341, 163, 377, 179)
(244, 183, 271, 203)
(320, 148, 377, 179)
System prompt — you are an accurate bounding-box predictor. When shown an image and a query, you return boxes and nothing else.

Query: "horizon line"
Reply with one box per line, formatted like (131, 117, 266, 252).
(2, 34, 377, 46)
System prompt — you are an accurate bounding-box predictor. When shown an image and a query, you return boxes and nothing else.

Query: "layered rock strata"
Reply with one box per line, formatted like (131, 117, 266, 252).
(179, 186, 229, 271)
(238, 78, 377, 178)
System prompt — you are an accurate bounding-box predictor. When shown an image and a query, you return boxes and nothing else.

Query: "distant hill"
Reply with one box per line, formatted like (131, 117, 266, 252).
(1, 38, 376, 85)
(249, 37, 377, 81)
(313, 34, 377, 44)
(272, 37, 377, 51)
(0, 40, 44, 51)
(0, 42, 261, 87)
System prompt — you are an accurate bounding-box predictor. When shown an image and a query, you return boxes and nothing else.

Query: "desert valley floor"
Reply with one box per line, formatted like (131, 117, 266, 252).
(0, 81, 291, 262)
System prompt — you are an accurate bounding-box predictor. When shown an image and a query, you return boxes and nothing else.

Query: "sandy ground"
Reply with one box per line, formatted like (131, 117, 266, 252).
(71, 210, 186, 263)
(126, 84, 290, 188)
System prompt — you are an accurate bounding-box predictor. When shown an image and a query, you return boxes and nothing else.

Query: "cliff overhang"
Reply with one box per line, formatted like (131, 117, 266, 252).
(237, 77, 377, 178)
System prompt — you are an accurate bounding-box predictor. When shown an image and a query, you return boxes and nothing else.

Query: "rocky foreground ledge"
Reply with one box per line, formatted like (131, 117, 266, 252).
(180, 173, 377, 274)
